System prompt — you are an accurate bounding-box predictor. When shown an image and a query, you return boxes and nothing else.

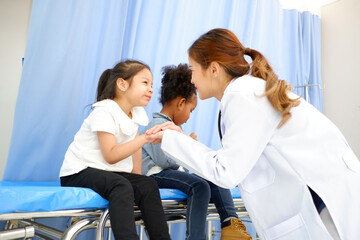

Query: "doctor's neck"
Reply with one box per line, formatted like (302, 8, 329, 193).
(212, 67, 233, 101)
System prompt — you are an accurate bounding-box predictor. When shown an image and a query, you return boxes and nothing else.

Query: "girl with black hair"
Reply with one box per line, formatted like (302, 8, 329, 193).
(60, 60, 170, 240)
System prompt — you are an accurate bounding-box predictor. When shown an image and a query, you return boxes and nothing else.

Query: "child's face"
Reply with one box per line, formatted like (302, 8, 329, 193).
(173, 94, 197, 126)
(127, 68, 153, 107)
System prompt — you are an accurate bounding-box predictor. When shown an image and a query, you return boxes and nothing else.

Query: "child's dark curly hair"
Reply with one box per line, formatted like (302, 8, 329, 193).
(159, 63, 196, 106)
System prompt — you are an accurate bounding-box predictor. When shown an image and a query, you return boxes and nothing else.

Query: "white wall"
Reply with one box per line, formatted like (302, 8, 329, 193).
(321, 0, 360, 158)
(0, 0, 32, 180)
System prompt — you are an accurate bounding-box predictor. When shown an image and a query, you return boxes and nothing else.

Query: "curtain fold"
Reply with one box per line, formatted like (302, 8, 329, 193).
(4, 1, 322, 238)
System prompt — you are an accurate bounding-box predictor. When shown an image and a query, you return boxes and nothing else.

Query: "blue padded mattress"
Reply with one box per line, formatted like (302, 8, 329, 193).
(0, 181, 240, 214)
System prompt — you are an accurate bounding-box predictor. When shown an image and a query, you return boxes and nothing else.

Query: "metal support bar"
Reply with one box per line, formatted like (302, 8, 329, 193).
(107, 228, 112, 240)
(19, 219, 63, 239)
(139, 225, 144, 240)
(96, 208, 110, 240)
(0, 226, 35, 240)
(207, 220, 212, 240)
(168, 222, 171, 235)
(0, 196, 251, 240)
(62, 218, 98, 240)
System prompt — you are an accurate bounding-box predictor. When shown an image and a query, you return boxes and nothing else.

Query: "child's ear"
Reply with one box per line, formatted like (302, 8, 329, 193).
(116, 78, 129, 91)
(177, 97, 186, 110)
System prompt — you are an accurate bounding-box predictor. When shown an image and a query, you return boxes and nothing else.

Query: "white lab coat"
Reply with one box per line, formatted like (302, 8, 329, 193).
(161, 75, 360, 240)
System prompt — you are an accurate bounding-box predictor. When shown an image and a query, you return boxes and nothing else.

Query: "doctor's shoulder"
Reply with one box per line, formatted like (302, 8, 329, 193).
(226, 75, 266, 96)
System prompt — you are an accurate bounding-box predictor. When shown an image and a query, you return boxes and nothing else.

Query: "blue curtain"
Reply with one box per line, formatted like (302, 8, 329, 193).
(4, 0, 322, 239)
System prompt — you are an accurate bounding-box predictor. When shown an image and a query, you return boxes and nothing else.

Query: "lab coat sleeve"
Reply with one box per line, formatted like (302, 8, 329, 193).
(143, 141, 180, 170)
(161, 130, 230, 185)
(161, 91, 280, 189)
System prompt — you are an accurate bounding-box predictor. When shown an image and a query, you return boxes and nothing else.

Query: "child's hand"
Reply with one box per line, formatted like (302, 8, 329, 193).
(189, 132, 197, 141)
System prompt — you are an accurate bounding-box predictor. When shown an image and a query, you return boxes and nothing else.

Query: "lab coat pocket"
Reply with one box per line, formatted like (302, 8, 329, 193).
(342, 149, 360, 173)
(264, 214, 310, 240)
(240, 155, 275, 193)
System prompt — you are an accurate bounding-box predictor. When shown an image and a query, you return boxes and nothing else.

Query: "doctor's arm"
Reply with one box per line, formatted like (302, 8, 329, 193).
(143, 140, 180, 170)
(145, 123, 197, 170)
(160, 93, 279, 189)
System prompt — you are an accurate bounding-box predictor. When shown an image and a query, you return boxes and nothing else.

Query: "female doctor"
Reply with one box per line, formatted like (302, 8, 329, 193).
(146, 28, 360, 240)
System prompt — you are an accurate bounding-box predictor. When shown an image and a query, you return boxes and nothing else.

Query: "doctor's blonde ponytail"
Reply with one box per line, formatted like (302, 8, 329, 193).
(188, 28, 300, 127)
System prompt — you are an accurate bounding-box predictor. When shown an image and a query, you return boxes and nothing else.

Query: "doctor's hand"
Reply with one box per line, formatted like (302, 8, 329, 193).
(145, 122, 185, 145)
(145, 131, 164, 145)
(189, 132, 197, 141)
(146, 122, 184, 135)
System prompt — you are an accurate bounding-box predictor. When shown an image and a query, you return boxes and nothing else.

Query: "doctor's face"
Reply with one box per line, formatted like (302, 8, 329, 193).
(188, 57, 212, 100)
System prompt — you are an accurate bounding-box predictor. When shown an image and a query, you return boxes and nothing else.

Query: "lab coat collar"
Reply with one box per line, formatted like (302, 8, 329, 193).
(222, 76, 242, 99)
(220, 75, 250, 114)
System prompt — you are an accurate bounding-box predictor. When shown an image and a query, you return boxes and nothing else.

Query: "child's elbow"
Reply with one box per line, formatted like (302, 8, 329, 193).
(102, 154, 118, 165)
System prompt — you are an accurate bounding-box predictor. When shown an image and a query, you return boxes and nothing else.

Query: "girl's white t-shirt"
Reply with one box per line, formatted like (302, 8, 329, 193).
(60, 99, 149, 177)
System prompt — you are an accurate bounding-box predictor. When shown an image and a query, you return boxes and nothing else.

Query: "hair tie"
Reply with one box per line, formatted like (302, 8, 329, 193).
(244, 48, 250, 55)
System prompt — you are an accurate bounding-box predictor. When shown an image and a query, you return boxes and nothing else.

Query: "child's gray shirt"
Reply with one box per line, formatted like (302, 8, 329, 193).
(141, 112, 180, 175)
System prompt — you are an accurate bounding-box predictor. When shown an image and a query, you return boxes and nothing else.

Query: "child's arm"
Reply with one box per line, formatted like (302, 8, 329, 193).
(131, 131, 142, 174)
(97, 131, 150, 165)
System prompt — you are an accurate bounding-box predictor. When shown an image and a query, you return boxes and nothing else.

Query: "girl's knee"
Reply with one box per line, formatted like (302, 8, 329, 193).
(141, 177, 159, 192)
(133, 177, 161, 204)
(109, 177, 133, 196)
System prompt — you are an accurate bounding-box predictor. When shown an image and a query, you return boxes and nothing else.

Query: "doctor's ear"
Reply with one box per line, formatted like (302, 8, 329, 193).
(116, 78, 129, 91)
(209, 61, 221, 78)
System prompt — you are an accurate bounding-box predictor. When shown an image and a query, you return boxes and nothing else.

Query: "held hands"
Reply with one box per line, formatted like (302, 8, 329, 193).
(145, 122, 184, 144)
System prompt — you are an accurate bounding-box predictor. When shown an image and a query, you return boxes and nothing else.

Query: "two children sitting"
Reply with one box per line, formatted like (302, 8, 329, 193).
(142, 64, 251, 240)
